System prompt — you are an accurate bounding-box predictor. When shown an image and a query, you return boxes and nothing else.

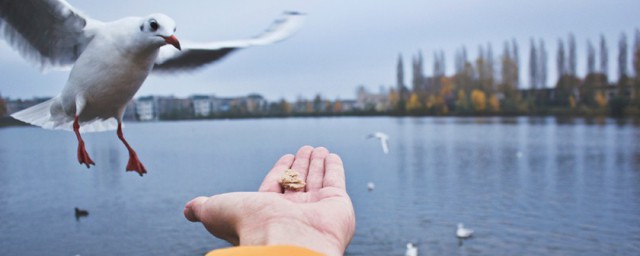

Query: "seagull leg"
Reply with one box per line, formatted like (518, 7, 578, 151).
(117, 122, 147, 176)
(73, 116, 95, 168)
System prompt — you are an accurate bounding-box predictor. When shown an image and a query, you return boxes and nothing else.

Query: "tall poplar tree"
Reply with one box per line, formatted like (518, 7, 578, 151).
(512, 39, 520, 88)
(568, 34, 577, 77)
(600, 34, 608, 77)
(618, 32, 629, 81)
(412, 51, 424, 93)
(539, 39, 548, 88)
(634, 29, 640, 77)
(529, 38, 538, 88)
(587, 40, 596, 74)
(396, 53, 407, 111)
(557, 39, 566, 79)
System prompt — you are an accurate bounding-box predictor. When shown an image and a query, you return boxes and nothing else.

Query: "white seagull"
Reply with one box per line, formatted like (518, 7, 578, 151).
(405, 242, 418, 256)
(456, 223, 474, 238)
(367, 181, 375, 191)
(367, 132, 389, 154)
(1, 0, 304, 176)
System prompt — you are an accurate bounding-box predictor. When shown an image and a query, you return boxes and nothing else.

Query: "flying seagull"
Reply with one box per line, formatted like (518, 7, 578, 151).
(367, 132, 389, 154)
(1, 0, 304, 176)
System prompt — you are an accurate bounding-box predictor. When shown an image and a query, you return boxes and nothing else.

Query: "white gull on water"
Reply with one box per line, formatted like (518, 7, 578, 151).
(405, 242, 417, 256)
(0, 0, 304, 176)
(456, 223, 474, 238)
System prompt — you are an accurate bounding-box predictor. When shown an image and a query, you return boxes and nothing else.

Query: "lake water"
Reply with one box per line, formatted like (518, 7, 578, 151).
(0, 117, 639, 255)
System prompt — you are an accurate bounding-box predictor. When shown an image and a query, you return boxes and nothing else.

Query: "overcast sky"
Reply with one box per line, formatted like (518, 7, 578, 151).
(1, 0, 638, 101)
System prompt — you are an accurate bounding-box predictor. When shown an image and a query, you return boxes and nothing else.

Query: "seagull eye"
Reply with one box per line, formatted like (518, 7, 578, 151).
(149, 19, 159, 31)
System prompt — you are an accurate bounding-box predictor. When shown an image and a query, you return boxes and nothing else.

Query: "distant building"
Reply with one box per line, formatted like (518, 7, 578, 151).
(135, 95, 196, 120)
(135, 96, 156, 121)
(245, 94, 268, 113)
(209, 94, 268, 115)
(213, 97, 232, 113)
(292, 97, 310, 114)
(156, 96, 193, 119)
(356, 86, 390, 111)
(4, 91, 367, 121)
(122, 101, 137, 121)
(131, 94, 270, 119)
(191, 95, 213, 117)
(340, 100, 358, 112)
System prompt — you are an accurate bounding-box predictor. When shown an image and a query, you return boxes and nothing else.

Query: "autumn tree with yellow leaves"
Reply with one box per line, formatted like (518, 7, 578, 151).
(470, 89, 487, 112)
(489, 94, 500, 112)
(406, 92, 422, 113)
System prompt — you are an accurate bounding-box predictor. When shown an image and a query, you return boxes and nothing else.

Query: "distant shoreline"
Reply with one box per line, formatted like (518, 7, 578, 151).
(2, 113, 637, 128)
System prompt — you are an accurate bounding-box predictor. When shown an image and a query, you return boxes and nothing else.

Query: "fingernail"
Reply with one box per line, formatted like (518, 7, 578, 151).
(184, 196, 207, 222)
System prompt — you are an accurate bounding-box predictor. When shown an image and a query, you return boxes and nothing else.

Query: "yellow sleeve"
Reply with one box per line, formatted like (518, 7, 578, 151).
(205, 245, 325, 256)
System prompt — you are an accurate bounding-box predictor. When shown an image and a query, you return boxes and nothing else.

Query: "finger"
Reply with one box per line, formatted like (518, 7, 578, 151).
(258, 154, 294, 193)
(184, 196, 208, 222)
(323, 153, 346, 190)
(285, 145, 314, 194)
(183, 193, 248, 245)
(305, 147, 330, 192)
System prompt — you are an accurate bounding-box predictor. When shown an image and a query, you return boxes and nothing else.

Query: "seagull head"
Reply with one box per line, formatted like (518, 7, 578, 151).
(457, 223, 464, 229)
(140, 13, 181, 50)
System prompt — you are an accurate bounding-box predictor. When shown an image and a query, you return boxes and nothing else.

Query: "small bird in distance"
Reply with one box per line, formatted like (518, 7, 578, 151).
(405, 242, 418, 256)
(74, 207, 89, 220)
(367, 182, 375, 191)
(456, 223, 474, 239)
(366, 132, 389, 154)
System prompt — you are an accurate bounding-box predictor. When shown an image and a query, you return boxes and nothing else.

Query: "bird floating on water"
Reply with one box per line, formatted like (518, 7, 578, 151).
(74, 207, 89, 219)
(367, 182, 375, 191)
(1, 0, 304, 176)
(367, 132, 389, 154)
(405, 242, 418, 256)
(456, 223, 474, 238)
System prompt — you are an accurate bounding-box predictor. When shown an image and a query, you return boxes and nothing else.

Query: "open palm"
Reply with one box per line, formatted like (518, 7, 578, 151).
(184, 146, 355, 256)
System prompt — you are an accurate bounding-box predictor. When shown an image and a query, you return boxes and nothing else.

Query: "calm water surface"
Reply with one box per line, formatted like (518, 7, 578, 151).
(0, 117, 639, 255)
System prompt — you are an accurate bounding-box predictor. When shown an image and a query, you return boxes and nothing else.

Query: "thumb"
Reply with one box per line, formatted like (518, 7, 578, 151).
(184, 196, 209, 222)
(183, 193, 254, 245)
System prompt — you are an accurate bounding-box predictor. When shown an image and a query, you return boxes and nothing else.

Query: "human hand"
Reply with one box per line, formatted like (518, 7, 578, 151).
(184, 146, 356, 256)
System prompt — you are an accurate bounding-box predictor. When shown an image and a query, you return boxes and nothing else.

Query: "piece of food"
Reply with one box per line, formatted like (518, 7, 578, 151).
(279, 169, 306, 191)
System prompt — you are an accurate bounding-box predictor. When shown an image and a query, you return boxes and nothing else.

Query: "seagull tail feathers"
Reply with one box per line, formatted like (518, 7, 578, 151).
(11, 99, 59, 129)
(10, 98, 118, 133)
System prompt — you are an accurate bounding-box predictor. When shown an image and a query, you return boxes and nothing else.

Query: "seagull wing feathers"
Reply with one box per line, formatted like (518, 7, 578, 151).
(0, 0, 100, 71)
(380, 137, 389, 154)
(153, 11, 305, 72)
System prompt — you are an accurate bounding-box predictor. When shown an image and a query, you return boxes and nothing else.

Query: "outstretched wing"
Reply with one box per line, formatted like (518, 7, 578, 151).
(380, 137, 389, 154)
(153, 11, 305, 73)
(0, 0, 101, 71)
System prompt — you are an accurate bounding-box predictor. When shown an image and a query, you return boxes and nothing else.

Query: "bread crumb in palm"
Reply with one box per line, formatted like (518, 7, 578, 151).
(279, 169, 306, 191)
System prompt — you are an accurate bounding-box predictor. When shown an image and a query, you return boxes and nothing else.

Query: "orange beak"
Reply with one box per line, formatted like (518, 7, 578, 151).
(163, 35, 181, 50)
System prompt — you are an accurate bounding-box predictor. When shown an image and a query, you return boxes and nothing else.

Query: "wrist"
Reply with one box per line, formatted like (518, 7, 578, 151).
(238, 216, 344, 256)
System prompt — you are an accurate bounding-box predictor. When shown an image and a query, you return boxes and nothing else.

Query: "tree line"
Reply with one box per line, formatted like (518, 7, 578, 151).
(390, 29, 640, 116)
(3, 30, 640, 119)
